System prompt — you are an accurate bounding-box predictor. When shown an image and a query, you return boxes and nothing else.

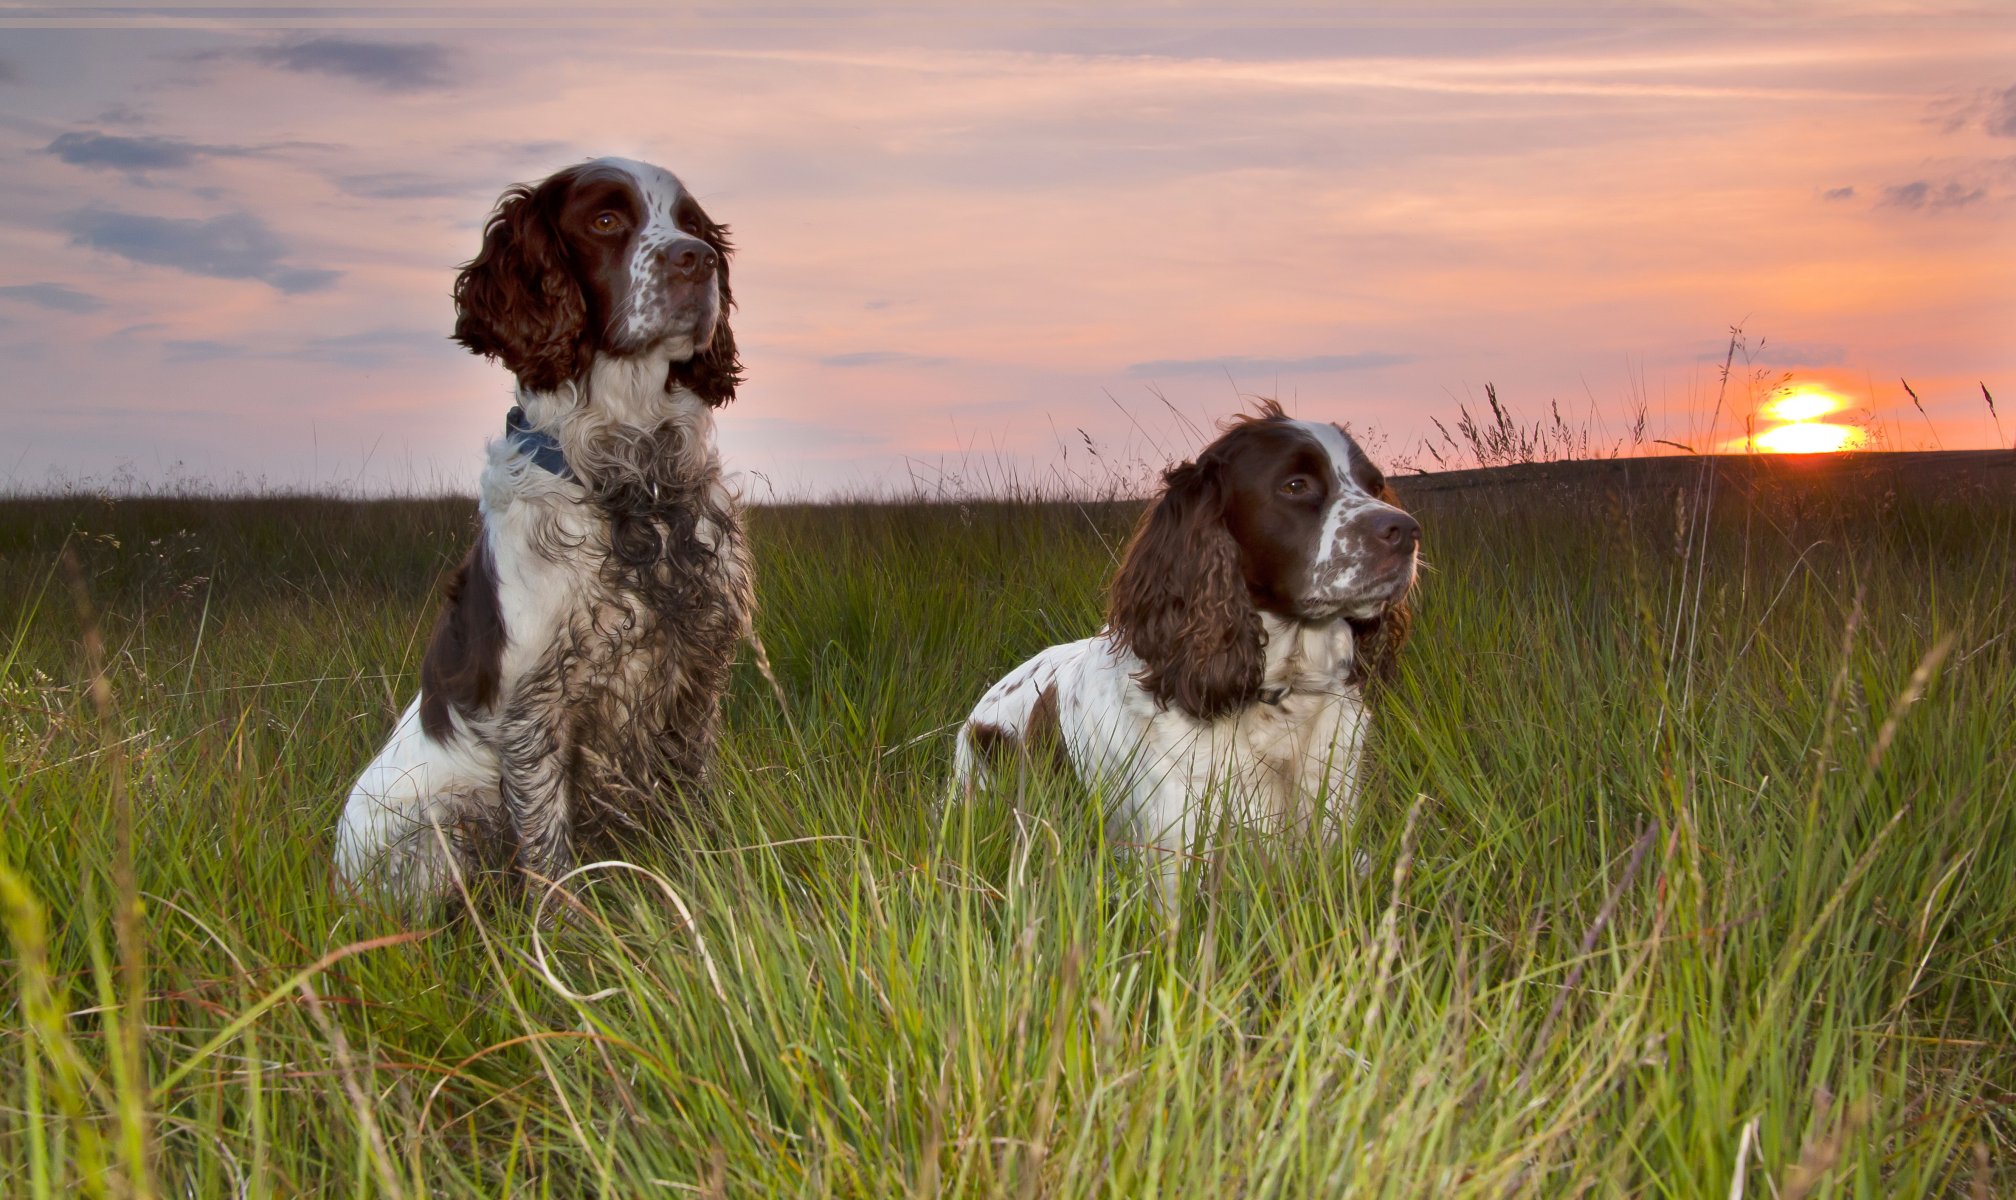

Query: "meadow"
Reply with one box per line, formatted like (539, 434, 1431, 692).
(1, 449, 2011, 1196)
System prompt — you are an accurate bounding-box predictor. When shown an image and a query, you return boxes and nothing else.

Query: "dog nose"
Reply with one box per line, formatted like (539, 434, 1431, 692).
(1371, 510, 1420, 549)
(664, 242, 717, 282)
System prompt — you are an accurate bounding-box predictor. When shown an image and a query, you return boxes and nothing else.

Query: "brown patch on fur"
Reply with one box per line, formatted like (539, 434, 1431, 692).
(419, 538, 506, 741)
(1025, 682, 1073, 774)
(1107, 442, 1266, 720)
(451, 164, 740, 404)
(451, 167, 593, 393)
(1108, 400, 1417, 716)
(966, 720, 1014, 767)
(966, 688, 1073, 778)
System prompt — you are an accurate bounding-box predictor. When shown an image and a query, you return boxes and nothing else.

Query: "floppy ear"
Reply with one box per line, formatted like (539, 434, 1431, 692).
(1107, 457, 1264, 720)
(666, 207, 743, 407)
(1351, 480, 1415, 691)
(452, 173, 588, 393)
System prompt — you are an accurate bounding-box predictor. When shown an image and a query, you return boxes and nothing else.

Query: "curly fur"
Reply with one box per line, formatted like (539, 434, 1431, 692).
(453, 165, 744, 406)
(338, 158, 753, 911)
(452, 176, 592, 394)
(953, 403, 1420, 914)
(1107, 456, 1266, 720)
(664, 212, 742, 407)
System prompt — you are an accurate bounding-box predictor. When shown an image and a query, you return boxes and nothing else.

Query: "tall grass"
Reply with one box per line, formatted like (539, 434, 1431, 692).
(1, 453, 2010, 1195)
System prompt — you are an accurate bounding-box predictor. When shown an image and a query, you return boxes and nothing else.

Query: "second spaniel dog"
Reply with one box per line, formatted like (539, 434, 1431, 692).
(336, 157, 750, 909)
(953, 403, 1419, 910)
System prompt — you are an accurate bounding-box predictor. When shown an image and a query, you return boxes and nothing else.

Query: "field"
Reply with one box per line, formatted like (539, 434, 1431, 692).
(2, 450, 2012, 1196)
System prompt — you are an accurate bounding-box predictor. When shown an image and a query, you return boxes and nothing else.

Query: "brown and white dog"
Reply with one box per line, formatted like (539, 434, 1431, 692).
(952, 402, 1418, 910)
(335, 158, 750, 909)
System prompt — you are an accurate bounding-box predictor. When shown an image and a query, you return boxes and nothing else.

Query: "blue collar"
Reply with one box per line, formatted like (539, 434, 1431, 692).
(504, 406, 573, 481)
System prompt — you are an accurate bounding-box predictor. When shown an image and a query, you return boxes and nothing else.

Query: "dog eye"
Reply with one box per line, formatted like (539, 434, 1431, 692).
(1279, 477, 1311, 496)
(590, 212, 624, 233)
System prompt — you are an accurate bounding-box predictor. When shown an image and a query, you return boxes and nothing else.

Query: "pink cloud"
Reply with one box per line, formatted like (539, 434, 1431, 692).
(0, 14, 2010, 494)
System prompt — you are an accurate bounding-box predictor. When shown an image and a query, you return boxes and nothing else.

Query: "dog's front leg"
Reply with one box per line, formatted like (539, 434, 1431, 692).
(1308, 703, 1373, 876)
(1312, 736, 1365, 844)
(496, 687, 575, 890)
(1131, 775, 1198, 925)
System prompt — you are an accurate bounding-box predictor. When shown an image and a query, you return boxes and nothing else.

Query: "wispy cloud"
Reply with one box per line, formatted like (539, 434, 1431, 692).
(721, 416, 892, 452)
(0, 283, 105, 314)
(2, 15, 2010, 490)
(1988, 82, 2016, 138)
(1126, 352, 1413, 379)
(246, 38, 453, 91)
(818, 350, 950, 368)
(162, 339, 243, 363)
(297, 329, 451, 367)
(1698, 340, 1846, 367)
(493, 139, 574, 161)
(63, 209, 341, 293)
(333, 171, 482, 200)
(1879, 179, 1986, 210)
(45, 130, 254, 172)
(164, 329, 449, 367)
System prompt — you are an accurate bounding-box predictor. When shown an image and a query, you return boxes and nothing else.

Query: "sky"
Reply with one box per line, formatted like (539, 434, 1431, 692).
(1, 2, 2011, 497)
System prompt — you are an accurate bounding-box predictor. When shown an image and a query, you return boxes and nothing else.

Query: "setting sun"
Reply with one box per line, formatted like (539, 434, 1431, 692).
(1754, 421, 1863, 454)
(1764, 387, 1844, 423)
(1739, 384, 1865, 454)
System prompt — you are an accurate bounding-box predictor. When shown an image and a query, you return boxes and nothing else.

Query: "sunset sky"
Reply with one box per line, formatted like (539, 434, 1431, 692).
(1, 2, 2011, 496)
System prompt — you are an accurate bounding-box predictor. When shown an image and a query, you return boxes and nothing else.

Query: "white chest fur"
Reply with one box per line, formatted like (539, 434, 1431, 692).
(1224, 617, 1369, 830)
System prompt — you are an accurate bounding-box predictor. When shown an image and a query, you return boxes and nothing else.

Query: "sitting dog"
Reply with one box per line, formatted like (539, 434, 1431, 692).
(952, 402, 1418, 911)
(336, 157, 750, 908)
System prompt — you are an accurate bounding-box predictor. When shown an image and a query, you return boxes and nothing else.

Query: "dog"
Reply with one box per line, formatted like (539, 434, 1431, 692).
(952, 402, 1418, 911)
(335, 157, 750, 909)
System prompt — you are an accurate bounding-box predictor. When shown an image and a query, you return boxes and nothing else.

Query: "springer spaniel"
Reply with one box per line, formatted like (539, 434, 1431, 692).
(952, 403, 1418, 912)
(335, 157, 750, 909)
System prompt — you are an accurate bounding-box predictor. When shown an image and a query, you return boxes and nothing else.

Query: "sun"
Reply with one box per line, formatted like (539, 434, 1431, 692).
(1764, 387, 1842, 423)
(1742, 384, 1865, 454)
(1755, 421, 1860, 454)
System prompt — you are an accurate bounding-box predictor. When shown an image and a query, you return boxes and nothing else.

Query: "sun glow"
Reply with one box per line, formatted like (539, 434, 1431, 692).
(1754, 421, 1861, 454)
(1764, 387, 1842, 423)
(1743, 384, 1864, 454)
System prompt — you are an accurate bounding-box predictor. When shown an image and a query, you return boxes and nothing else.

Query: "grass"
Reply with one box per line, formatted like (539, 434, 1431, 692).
(0, 453, 2011, 1196)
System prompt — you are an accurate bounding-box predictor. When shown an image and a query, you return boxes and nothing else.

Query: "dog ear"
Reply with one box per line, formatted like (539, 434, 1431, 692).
(452, 171, 588, 393)
(1352, 479, 1415, 690)
(1107, 456, 1264, 719)
(666, 206, 743, 407)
